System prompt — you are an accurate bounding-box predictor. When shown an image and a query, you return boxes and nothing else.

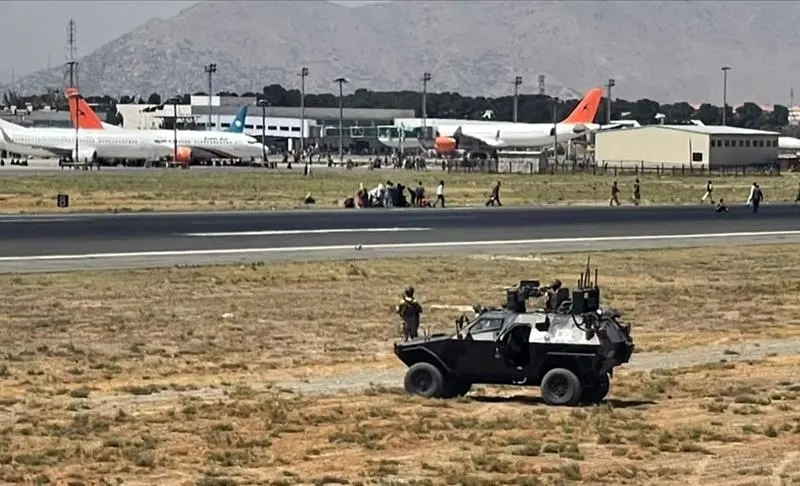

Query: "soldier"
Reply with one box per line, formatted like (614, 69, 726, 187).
(701, 180, 714, 204)
(543, 279, 563, 311)
(632, 178, 641, 206)
(486, 181, 502, 206)
(609, 181, 621, 206)
(396, 286, 423, 341)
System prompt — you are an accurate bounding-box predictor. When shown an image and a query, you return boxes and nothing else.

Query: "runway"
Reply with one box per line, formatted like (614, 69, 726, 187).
(0, 203, 798, 272)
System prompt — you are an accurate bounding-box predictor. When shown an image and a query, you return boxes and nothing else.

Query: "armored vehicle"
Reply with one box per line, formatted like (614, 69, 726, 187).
(394, 260, 634, 406)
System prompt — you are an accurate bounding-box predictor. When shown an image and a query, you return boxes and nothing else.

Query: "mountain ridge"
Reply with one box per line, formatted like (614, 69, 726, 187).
(4, 0, 799, 104)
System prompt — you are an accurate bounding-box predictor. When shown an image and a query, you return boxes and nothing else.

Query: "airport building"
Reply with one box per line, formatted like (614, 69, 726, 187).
(594, 125, 780, 169)
(115, 95, 414, 153)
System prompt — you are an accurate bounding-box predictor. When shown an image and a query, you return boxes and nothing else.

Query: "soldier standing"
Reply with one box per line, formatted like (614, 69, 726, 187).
(701, 180, 714, 204)
(396, 286, 423, 341)
(609, 181, 621, 206)
(632, 178, 641, 206)
(486, 181, 502, 206)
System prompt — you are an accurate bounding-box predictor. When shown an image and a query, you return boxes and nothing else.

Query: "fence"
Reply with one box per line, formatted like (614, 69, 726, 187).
(440, 158, 783, 177)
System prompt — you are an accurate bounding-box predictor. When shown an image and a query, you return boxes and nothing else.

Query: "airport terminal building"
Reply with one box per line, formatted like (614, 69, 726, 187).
(116, 95, 414, 153)
(594, 125, 780, 169)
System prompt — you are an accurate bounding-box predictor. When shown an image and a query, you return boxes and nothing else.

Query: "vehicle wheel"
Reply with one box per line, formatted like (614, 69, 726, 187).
(441, 376, 472, 398)
(404, 362, 445, 398)
(581, 373, 610, 404)
(540, 368, 583, 406)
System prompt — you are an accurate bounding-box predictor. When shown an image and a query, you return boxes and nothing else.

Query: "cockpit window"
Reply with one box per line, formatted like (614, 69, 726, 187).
(470, 318, 504, 334)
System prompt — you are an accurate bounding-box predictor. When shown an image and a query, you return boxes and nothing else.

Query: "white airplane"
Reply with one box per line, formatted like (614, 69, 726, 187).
(68, 91, 266, 164)
(0, 118, 165, 162)
(378, 88, 608, 157)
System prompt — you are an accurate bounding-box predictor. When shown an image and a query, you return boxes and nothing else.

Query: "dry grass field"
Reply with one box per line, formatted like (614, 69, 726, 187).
(0, 169, 797, 213)
(1, 244, 800, 484)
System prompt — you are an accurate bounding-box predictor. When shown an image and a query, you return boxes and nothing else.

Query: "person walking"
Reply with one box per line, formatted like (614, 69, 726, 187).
(609, 181, 621, 206)
(632, 178, 641, 206)
(701, 180, 714, 204)
(486, 181, 502, 206)
(433, 180, 445, 208)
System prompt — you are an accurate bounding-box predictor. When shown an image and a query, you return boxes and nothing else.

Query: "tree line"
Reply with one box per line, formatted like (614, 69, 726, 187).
(1, 84, 793, 130)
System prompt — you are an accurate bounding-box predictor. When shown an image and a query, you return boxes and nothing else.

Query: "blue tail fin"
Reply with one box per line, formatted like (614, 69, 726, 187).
(226, 106, 248, 133)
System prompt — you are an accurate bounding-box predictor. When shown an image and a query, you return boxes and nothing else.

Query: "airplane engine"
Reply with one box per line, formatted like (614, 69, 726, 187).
(173, 146, 192, 164)
(434, 136, 458, 154)
(72, 147, 97, 163)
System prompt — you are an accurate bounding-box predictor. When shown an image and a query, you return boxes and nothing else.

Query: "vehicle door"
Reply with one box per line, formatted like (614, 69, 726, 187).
(494, 323, 534, 381)
(451, 316, 508, 381)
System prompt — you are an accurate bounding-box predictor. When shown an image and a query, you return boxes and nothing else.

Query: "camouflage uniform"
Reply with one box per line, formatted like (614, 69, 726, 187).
(396, 286, 423, 341)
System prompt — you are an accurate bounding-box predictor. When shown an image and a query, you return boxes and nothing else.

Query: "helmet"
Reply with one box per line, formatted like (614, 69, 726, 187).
(404, 286, 415, 298)
(551, 279, 562, 290)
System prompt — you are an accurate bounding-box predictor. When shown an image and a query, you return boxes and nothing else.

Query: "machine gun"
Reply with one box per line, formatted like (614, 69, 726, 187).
(570, 255, 600, 314)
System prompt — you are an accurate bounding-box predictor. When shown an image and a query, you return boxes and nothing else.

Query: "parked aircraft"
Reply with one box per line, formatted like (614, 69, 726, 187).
(67, 90, 267, 163)
(430, 87, 606, 156)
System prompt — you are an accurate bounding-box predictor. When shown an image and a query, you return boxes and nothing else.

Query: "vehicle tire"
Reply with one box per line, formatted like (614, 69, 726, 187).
(404, 362, 445, 398)
(441, 376, 472, 398)
(581, 373, 610, 404)
(540, 368, 583, 406)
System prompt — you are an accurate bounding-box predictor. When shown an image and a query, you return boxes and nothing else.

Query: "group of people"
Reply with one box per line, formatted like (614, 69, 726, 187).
(346, 180, 447, 209)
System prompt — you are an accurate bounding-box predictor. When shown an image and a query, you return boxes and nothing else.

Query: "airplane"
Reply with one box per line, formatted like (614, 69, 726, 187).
(431, 87, 606, 157)
(66, 90, 267, 164)
(0, 117, 169, 163)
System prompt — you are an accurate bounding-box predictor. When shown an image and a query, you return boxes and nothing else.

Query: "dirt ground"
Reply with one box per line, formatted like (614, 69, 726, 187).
(1, 244, 800, 484)
(0, 169, 796, 213)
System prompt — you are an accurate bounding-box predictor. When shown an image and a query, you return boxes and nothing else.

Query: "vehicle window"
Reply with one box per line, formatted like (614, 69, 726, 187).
(470, 318, 504, 334)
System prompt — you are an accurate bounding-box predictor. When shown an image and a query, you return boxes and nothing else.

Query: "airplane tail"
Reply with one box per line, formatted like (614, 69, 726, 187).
(65, 87, 107, 130)
(226, 106, 248, 133)
(561, 87, 604, 125)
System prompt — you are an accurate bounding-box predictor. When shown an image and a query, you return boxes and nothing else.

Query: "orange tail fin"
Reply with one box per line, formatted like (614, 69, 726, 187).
(65, 88, 105, 130)
(561, 87, 604, 125)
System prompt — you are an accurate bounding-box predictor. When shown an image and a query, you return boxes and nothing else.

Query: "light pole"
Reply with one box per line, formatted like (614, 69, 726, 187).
(333, 77, 349, 163)
(513, 76, 522, 122)
(257, 97, 269, 164)
(721, 66, 731, 126)
(298, 66, 308, 157)
(168, 97, 180, 166)
(421, 72, 431, 139)
(553, 96, 559, 164)
(606, 78, 616, 125)
(68, 90, 81, 167)
(204, 63, 217, 130)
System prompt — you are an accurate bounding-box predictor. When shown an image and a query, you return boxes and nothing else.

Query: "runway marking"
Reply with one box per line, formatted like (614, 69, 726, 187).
(182, 227, 432, 237)
(1, 229, 799, 262)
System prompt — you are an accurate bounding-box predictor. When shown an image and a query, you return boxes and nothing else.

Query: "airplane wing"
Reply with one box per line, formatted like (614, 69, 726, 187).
(455, 126, 508, 148)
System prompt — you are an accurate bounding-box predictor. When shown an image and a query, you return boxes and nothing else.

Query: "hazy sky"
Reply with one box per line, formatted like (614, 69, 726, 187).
(0, 0, 384, 83)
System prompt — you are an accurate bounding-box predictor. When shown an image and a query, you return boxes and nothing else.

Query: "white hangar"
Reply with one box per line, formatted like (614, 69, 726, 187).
(594, 125, 780, 169)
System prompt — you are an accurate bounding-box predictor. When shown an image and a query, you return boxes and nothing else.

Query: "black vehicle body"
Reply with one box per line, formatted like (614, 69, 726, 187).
(394, 266, 634, 405)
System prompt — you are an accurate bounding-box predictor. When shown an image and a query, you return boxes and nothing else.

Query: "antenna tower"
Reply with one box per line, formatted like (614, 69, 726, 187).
(538, 74, 546, 95)
(65, 19, 78, 89)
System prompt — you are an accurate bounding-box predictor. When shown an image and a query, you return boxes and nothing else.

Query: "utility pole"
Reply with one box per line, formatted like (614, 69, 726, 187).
(65, 19, 78, 90)
(513, 76, 522, 122)
(421, 72, 431, 140)
(538, 74, 546, 95)
(257, 97, 269, 165)
(606, 78, 616, 125)
(169, 97, 179, 166)
(68, 90, 81, 167)
(204, 63, 217, 130)
(334, 77, 349, 163)
(721, 66, 731, 126)
(298, 66, 308, 157)
(553, 96, 559, 165)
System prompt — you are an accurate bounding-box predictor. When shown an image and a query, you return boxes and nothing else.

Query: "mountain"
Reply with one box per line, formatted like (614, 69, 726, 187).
(4, 0, 800, 104)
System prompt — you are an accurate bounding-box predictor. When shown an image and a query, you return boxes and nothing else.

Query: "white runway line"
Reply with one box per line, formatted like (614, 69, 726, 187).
(182, 227, 432, 237)
(1, 229, 800, 262)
